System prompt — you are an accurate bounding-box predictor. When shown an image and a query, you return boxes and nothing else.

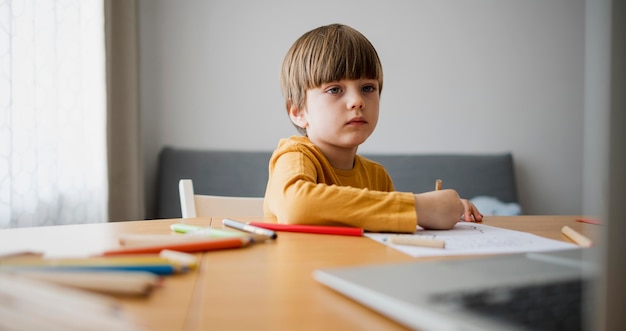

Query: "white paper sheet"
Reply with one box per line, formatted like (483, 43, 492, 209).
(365, 222, 577, 257)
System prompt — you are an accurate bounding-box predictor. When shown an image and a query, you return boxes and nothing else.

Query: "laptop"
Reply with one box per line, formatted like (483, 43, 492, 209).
(314, 248, 593, 331)
(316, 3, 625, 330)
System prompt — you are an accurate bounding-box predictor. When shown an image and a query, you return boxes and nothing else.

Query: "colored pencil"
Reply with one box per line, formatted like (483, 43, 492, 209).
(435, 179, 442, 191)
(14, 270, 160, 296)
(119, 233, 239, 247)
(101, 237, 250, 256)
(223, 218, 277, 239)
(1, 255, 176, 266)
(169, 224, 271, 242)
(388, 236, 446, 248)
(576, 218, 602, 225)
(170, 223, 246, 237)
(1, 264, 178, 275)
(561, 225, 593, 247)
(247, 222, 363, 236)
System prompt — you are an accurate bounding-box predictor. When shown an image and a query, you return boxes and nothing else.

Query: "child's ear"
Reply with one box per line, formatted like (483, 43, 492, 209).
(288, 104, 308, 129)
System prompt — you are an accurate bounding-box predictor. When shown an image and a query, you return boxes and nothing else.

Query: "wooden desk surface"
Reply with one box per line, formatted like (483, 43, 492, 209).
(0, 216, 596, 331)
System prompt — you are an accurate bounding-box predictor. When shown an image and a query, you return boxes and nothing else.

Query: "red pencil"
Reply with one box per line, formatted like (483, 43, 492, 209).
(576, 219, 602, 225)
(101, 237, 250, 256)
(248, 222, 363, 237)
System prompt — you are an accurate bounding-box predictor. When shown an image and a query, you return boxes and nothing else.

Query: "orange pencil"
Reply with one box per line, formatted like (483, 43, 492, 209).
(101, 237, 250, 256)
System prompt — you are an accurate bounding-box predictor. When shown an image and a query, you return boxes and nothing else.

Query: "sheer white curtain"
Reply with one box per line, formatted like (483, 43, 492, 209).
(0, 0, 107, 228)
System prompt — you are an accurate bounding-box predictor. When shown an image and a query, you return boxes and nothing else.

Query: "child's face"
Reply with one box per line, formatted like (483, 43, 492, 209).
(291, 78, 380, 152)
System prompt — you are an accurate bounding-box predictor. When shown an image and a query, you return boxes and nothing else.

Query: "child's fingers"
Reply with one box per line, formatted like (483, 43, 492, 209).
(470, 204, 483, 222)
(460, 200, 483, 222)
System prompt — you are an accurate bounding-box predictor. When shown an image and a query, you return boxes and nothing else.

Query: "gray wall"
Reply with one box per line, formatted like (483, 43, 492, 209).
(139, 0, 585, 217)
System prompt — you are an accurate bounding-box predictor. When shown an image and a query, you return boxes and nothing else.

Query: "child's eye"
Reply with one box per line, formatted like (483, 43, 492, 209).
(362, 85, 376, 93)
(326, 87, 342, 94)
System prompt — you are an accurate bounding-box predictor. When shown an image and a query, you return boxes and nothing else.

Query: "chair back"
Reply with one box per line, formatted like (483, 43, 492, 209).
(179, 179, 264, 218)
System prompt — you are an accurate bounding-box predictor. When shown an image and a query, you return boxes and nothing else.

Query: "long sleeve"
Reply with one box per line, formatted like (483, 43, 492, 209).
(263, 136, 417, 233)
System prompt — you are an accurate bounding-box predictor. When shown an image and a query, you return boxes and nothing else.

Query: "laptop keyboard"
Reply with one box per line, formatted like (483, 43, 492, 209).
(430, 279, 583, 331)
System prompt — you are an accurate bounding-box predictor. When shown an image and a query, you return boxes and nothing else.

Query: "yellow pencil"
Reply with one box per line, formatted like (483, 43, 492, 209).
(435, 179, 442, 191)
(0, 256, 172, 266)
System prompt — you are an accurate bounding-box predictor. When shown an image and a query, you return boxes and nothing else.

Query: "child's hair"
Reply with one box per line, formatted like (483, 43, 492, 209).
(280, 24, 384, 135)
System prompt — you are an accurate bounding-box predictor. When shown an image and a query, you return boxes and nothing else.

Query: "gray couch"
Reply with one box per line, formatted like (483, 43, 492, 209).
(155, 147, 518, 219)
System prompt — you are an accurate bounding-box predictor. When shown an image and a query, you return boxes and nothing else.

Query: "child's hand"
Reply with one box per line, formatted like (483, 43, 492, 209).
(460, 198, 484, 223)
(413, 190, 482, 230)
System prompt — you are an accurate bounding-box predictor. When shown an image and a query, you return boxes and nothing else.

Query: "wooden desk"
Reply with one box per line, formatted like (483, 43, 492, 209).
(0, 216, 595, 331)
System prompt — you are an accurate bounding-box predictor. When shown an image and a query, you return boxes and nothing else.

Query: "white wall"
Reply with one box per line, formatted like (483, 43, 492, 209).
(139, 0, 585, 217)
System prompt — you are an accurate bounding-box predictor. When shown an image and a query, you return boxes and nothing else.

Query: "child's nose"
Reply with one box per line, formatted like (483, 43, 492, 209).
(348, 93, 365, 110)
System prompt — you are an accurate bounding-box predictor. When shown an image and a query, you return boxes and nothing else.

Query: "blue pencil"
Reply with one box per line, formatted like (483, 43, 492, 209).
(0, 264, 182, 275)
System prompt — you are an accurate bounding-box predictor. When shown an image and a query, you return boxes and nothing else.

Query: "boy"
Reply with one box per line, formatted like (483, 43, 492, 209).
(263, 24, 482, 232)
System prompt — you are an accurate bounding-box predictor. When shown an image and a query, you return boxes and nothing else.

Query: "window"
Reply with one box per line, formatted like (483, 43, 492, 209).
(0, 0, 107, 227)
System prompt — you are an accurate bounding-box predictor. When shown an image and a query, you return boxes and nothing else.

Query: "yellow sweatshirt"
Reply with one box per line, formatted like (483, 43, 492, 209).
(263, 136, 417, 233)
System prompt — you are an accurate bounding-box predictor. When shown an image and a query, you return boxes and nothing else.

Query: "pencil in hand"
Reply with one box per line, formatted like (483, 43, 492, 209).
(435, 179, 442, 191)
